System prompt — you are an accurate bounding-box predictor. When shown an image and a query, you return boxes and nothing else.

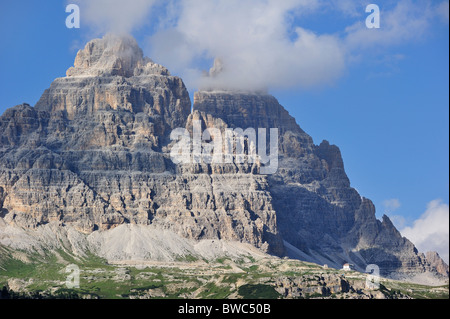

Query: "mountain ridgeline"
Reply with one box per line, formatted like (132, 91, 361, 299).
(0, 35, 447, 284)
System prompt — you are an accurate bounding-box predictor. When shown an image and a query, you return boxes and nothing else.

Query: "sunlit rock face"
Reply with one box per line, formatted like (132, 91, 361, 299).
(0, 35, 447, 283)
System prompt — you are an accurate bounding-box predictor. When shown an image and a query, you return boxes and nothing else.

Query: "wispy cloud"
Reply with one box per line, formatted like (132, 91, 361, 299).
(149, 0, 449, 91)
(382, 198, 401, 213)
(436, 0, 450, 24)
(401, 200, 449, 263)
(345, 1, 438, 51)
(73, 0, 158, 35)
(148, 0, 345, 91)
(72, 0, 449, 92)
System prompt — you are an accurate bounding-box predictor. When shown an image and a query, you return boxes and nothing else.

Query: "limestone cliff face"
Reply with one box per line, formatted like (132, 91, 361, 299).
(0, 35, 447, 281)
(0, 35, 284, 255)
(35, 35, 188, 131)
(192, 90, 448, 281)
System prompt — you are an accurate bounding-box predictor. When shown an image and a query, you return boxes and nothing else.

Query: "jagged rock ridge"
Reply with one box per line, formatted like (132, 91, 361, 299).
(0, 35, 283, 256)
(0, 35, 447, 284)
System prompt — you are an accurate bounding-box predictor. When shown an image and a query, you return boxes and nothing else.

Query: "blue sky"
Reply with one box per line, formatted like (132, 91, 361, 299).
(0, 1, 448, 259)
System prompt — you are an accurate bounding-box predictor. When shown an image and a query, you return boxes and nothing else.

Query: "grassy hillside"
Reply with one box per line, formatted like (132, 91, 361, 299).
(0, 246, 448, 299)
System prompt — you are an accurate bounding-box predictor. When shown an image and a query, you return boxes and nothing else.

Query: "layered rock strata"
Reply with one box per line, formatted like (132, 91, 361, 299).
(0, 35, 447, 282)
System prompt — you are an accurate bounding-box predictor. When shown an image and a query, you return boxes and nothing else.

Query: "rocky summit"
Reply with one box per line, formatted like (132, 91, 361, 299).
(0, 35, 448, 287)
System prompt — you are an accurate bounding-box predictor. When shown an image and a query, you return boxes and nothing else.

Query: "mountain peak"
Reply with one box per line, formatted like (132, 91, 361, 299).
(1, 35, 448, 287)
(66, 34, 169, 78)
(33, 34, 190, 121)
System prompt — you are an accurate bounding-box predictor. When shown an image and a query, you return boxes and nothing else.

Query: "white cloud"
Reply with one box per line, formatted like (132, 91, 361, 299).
(147, 0, 449, 91)
(435, 1, 449, 24)
(73, 0, 158, 35)
(345, 0, 447, 51)
(148, 0, 345, 91)
(401, 200, 449, 264)
(72, 0, 449, 91)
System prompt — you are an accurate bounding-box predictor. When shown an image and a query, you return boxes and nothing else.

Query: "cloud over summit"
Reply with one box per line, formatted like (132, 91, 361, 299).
(401, 200, 449, 264)
(73, 0, 449, 92)
(148, 0, 345, 91)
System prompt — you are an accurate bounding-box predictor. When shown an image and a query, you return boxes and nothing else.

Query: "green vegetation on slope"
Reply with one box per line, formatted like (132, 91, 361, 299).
(1, 247, 448, 300)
